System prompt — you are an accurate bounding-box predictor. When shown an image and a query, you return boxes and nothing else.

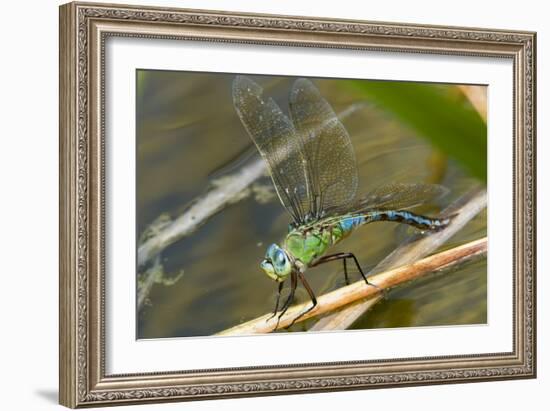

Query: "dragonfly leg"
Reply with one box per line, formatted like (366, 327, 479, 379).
(345, 253, 384, 294)
(312, 252, 365, 286)
(267, 281, 284, 322)
(343, 258, 349, 285)
(347, 253, 368, 284)
(311, 252, 352, 285)
(285, 272, 318, 329)
(312, 253, 382, 292)
(274, 271, 297, 331)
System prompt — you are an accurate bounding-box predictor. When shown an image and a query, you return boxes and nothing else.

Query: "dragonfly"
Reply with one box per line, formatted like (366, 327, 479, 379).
(232, 75, 452, 329)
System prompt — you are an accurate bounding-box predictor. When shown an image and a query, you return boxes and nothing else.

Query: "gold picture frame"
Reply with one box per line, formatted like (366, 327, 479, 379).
(59, 1, 536, 408)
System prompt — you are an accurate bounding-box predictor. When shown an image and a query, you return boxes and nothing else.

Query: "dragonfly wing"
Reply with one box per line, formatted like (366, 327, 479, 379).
(290, 78, 358, 217)
(232, 76, 308, 223)
(346, 183, 449, 213)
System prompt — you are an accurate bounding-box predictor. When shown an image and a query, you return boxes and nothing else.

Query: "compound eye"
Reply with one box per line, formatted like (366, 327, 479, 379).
(266, 244, 278, 259)
(274, 250, 286, 266)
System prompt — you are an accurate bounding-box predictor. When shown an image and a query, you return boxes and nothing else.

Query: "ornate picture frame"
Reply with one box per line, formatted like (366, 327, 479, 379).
(59, 1, 536, 407)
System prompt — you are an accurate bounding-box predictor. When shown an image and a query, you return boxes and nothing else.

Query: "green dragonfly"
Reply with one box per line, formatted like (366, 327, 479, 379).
(232, 76, 452, 329)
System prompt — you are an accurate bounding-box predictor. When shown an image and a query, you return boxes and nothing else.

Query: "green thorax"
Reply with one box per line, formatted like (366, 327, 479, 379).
(283, 218, 352, 266)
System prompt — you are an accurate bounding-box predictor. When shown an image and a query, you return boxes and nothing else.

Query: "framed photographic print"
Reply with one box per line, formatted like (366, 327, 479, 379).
(59, 1, 536, 408)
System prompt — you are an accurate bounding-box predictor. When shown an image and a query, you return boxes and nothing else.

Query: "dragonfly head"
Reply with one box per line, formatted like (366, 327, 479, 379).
(261, 244, 292, 282)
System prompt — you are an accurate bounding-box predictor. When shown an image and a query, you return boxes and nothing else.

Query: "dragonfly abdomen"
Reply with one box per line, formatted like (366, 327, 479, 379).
(338, 215, 367, 235)
(365, 210, 450, 230)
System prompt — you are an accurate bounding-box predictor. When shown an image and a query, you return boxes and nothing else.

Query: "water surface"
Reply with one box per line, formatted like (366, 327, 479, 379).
(136, 71, 487, 338)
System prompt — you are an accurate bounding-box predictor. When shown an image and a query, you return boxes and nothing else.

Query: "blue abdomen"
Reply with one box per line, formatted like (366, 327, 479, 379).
(367, 210, 450, 230)
(338, 215, 366, 234)
(337, 210, 450, 234)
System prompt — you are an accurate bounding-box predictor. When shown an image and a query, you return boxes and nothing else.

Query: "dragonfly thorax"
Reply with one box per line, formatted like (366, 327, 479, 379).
(304, 212, 323, 224)
(261, 243, 294, 282)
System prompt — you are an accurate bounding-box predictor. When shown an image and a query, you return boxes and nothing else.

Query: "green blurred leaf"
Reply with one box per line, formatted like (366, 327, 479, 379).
(345, 80, 487, 182)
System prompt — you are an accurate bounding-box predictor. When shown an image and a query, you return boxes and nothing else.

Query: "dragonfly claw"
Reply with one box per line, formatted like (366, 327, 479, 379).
(368, 280, 387, 299)
(266, 312, 277, 323)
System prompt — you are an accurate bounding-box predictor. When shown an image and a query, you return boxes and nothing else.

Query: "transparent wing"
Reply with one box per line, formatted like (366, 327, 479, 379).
(232, 76, 308, 223)
(289, 78, 358, 218)
(343, 183, 449, 213)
